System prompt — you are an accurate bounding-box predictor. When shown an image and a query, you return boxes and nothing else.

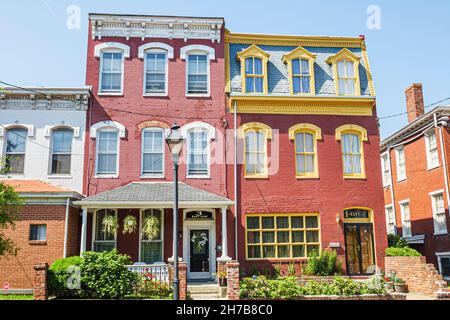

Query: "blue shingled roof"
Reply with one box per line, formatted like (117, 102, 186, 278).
(229, 44, 370, 96)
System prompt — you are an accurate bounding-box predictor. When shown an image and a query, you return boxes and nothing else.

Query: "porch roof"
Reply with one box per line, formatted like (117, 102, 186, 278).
(74, 182, 233, 209)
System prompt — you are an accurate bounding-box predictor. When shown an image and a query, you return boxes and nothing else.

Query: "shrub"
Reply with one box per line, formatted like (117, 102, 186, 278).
(80, 249, 139, 299)
(240, 276, 386, 299)
(303, 249, 343, 276)
(48, 256, 82, 297)
(132, 278, 173, 299)
(385, 247, 421, 257)
(387, 234, 408, 248)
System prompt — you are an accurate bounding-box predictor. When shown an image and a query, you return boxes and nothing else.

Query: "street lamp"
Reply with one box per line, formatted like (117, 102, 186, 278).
(165, 123, 185, 300)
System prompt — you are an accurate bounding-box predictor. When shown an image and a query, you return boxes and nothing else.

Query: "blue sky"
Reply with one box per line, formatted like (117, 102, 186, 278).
(1, 0, 449, 138)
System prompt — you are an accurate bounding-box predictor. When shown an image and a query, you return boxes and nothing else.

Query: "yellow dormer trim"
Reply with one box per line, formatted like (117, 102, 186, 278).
(237, 45, 270, 94)
(327, 48, 362, 96)
(238, 122, 272, 140)
(288, 123, 322, 140)
(282, 47, 317, 95)
(335, 124, 368, 141)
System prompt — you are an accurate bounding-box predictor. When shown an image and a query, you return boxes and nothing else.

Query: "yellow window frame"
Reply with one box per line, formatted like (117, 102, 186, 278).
(289, 123, 322, 179)
(245, 213, 321, 261)
(282, 47, 316, 95)
(239, 122, 272, 179)
(237, 45, 270, 94)
(326, 48, 361, 96)
(336, 124, 368, 179)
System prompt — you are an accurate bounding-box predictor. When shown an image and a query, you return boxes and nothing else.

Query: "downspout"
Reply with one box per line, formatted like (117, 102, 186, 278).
(63, 197, 70, 258)
(386, 145, 397, 234)
(435, 113, 450, 210)
(233, 100, 238, 260)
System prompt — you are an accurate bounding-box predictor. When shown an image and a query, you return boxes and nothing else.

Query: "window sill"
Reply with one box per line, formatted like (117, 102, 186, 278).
(186, 93, 210, 98)
(48, 175, 72, 179)
(141, 174, 165, 179)
(427, 165, 440, 172)
(29, 240, 47, 246)
(434, 232, 448, 236)
(344, 175, 366, 180)
(143, 93, 168, 97)
(245, 175, 269, 180)
(186, 175, 211, 180)
(94, 174, 119, 179)
(397, 178, 407, 183)
(98, 92, 124, 97)
(296, 175, 319, 180)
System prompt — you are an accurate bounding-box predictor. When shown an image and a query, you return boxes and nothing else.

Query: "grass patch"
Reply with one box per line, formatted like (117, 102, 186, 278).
(0, 295, 33, 300)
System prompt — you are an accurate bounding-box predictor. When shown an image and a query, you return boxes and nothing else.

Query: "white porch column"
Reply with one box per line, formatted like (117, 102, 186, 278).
(219, 207, 230, 260)
(80, 208, 88, 255)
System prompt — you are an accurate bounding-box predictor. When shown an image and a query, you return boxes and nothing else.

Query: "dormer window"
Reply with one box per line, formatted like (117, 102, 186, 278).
(245, 57, 263, 93)
(237, 45, 270, 95)
(282, 46, 316, 95)
(326, 48, 361, 96)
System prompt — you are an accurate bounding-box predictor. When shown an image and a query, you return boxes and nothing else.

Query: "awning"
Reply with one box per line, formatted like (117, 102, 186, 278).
(403, 234, 426, 245)
(74, 182, 233, 209)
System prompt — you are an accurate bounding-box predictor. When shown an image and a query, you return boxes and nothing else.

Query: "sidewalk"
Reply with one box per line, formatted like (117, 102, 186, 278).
(406, 293, 434, 300)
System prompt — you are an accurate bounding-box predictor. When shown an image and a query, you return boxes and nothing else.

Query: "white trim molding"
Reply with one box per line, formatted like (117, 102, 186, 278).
(180, 45, 215, 60)
(45, 124, 81, 138)
(94, 42, 131, 58)
(138, 42, 174, 59)
(0, 124, 34, 137)
(181, 121, 216, 140)
(90, 120, 126, 139)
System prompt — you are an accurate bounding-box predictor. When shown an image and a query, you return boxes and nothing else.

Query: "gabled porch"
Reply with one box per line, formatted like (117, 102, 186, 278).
(74, 182, 233, 280)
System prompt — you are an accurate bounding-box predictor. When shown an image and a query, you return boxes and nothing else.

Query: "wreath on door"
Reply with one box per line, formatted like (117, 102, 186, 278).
(191, 233, 208, 252)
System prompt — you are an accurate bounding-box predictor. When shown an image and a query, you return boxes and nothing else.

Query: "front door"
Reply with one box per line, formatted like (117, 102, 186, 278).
(344, 223, 375, 275)
(189, 229, 210, 279)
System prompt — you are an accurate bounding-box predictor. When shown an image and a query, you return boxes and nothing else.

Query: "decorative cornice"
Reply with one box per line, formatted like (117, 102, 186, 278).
(0, 87, 90, 111)
(90, 14, 223, 42)
(226, 32, 364, 48)
(229, 95, 375, 116)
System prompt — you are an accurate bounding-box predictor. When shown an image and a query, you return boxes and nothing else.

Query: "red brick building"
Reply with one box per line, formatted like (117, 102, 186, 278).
(77, 14, 233, 280)
(381, 83, 450, 280)
(225, 32, 387, 275)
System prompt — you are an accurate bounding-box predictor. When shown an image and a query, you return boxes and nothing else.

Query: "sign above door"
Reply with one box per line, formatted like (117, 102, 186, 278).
(186, 211, 213, 220)
(344, 209, 370, 220)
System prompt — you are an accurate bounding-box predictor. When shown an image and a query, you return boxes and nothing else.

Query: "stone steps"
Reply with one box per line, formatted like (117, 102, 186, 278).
(188, 283, 227, 300)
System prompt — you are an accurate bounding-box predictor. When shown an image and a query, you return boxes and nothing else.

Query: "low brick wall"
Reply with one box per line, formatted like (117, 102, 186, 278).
(385, 256, 449, 297)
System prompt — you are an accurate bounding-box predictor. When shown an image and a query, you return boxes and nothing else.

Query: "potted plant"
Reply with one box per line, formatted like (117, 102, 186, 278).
(392, 274, 408, 293)
(218, 271, 227, 287)
(123, 215, 137, 234)
(384, 274, 395, 291)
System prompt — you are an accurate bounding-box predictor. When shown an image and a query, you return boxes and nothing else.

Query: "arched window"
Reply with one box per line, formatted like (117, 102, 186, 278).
(326, 49, 361, 96)
(182, 122, 216, 178)
(180, 45, 215, 96)
(94, 42, 130, 95)
(237, 45, 270, 94)
(141, 127, 165, 177)
(4, 127, 28, 174)
(50, 128, 74, 175)
(289, 124, 322, 178)
(239, 122, 272, 178)
(282, 47, 317, 95)
(336, 124, 368, 179)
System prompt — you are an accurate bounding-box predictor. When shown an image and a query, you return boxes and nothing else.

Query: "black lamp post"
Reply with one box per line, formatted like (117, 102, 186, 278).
(165, 123, 185, 300)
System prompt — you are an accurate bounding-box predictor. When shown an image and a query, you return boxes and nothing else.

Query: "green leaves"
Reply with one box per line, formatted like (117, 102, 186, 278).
(0, 182, 24, 257)
(385, 247, 421, 257)
(303, 249, 343, 276)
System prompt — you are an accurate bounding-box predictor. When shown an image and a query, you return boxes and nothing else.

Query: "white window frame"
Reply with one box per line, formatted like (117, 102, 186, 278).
(381, 152, 391, 187)
(48, 127, 74, 177)
(399, 199, 412, 238)
(138, 209, 164, 263)
(92, 209, 118, 252)
(142, 49, 169, 97)
(436, 252, 450, 281)
(95, 129, 120, 178)
(180, 45, 215, 98)
(95, 42, 130, 96)
(395, 146, 407, 182)
(141, 127, 165, 178)
(181, 121, 216, 179)
(385, 205, 396, 236)
(425, 130, 440, 170)
(3, 126, 28, 175)
(430, 190, 447, 235)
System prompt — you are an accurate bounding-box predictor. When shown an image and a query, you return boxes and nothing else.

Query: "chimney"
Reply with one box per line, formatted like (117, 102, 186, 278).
(405, 83, 424, 123)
